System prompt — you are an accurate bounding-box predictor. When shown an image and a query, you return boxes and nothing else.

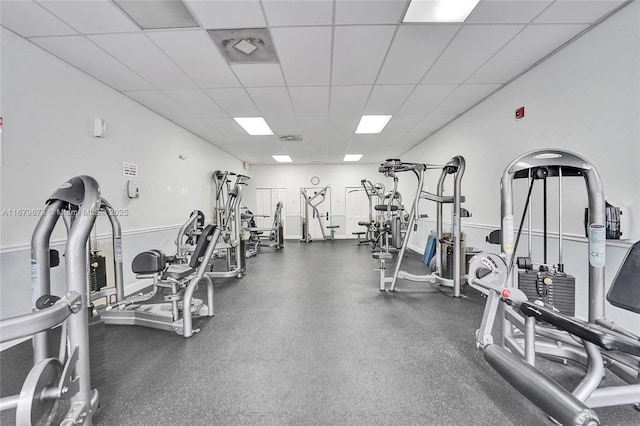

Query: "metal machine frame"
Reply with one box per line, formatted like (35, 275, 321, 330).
(246, 201, 284, 256)
(97, 184, 243, 338)
(300, 186, 332, 242)
(210, 171, 249, 278)
(0, 176, 103, 425)
(377, 157, 468, 297)
(469, 149, 639, 425)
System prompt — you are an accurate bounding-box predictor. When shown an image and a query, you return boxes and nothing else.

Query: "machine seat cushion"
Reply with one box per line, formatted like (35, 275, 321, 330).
(162, 264, 195, 280)
(519, 301, 640, 356)
(357, 221, 371, 226)
(132, 250, 167, 274)
(374, 205, 399, 212)
(372, 252, 394, 260)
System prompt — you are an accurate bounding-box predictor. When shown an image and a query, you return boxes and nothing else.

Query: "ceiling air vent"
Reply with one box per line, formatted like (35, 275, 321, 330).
(278, 135, 303, 142)
(208, 28, 278, 64)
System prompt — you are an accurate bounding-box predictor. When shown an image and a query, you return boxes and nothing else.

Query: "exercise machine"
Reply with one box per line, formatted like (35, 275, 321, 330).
(300, 186, 338, 242)
(354, 179, 386, 246)
(0, 176, 105, 425)
(209, 171, 249, 277)
(469, 149, 639, 425)
(246, 201, 284, 256)
(377, 157, 469, 297)
(98, 187, 241, 337)
(174, 209, 205, 264)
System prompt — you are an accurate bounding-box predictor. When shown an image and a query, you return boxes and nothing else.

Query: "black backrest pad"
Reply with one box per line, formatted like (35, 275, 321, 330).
(189, 224, 216, 269)
(607, 241, 640, 314)
(132, 250, 167, 274)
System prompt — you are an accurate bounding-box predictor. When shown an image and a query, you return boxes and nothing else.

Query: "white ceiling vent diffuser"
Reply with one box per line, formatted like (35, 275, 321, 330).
(278, 135, 303, 142)
(208, 28, 279, 64)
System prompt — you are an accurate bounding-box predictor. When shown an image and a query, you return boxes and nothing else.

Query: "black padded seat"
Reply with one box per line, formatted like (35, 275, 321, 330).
(357, 221, 371, 226)
(518, 301, 640, 356)
(132, 250, 166, 274)
(375, 205, 399, 211)
(162, 264, 195, 280)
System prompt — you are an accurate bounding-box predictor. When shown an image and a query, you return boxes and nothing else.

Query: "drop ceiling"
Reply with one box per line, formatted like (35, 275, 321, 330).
(0, 0, 630, 164)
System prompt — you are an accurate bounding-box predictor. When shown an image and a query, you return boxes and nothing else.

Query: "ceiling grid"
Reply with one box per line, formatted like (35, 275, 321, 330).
(0, 0, 631, 164)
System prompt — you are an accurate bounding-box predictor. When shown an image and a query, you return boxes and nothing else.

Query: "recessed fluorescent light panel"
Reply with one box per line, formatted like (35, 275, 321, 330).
(272, 155, 292, 163)
(114, 0, 198, 30)
(344, 154, 363, 162)
(403, 0, 480, 23)
(234, 117, 274, 136)
(355, 115, 392, 134)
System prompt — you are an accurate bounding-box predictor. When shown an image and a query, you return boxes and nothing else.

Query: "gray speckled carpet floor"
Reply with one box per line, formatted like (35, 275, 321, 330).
(1, 240, 638, 425)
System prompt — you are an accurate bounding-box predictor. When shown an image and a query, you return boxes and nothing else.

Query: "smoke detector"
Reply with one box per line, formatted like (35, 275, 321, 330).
(208, 28, 278, 64)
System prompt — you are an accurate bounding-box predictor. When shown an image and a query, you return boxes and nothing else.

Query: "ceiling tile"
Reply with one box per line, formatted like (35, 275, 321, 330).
(263, 114, 300, 136)
(231, 64, 285, 87)
(329, 86, 372, 116)
(281, 142, 309, 162)
(409, 114, 457, 135)
(328, 115, 360, 135)
(262, 0, 333, 26)
(2, 0, 77, 37)
(430, 84, 501, 115)
(468, 24, 588, 84)
(364, 85, 415, 114)
(205, 88, 260, 116)
(305, 142, 328, 161)
(382, 114, 424, 133)
(147, 30, 240, 89)
(397, 84, 457, 115)
(421, 25, 524, 84)
(467, 0, 553, 23)
(164, 90, 228, 118)
(377, 25, 460, 84)
(246, 87, 296, 117)
(271, 26, 332, 86)
(332, 25, 396, 85)
(327, 132, 353, 146)
(534, 0, 626, 24)
(289, 87, 330, 116)
(37, 0, 139, 33)
(124, 90, 195, 120)
(335, 0, 408, 24)
(203, 118, 249, 137)
(31, 35, 153, 91)
(184, 0, 266, 29)
(298, 116, 329, 134)
(89, 33, 197, 90)
(172, 118, 224, 142)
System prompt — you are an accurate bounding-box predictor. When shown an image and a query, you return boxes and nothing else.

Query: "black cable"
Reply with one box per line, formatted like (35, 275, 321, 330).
(508, 173, 537, 275)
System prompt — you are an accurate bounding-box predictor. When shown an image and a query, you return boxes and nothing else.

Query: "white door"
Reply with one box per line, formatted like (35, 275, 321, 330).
(256, 188, 286, 232)
(345, 187, 370, 236)
(301, 187, 331, 240)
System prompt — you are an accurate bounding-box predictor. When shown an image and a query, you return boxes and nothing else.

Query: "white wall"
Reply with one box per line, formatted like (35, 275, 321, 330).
(401, 3, 639, 330)
(0, 28, 244, 323)
(245, 163, 389, 239)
